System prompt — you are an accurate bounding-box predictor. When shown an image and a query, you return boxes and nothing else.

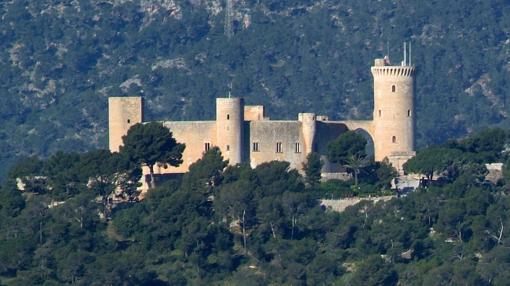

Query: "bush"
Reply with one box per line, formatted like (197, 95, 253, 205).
(317, 180, 354, 199)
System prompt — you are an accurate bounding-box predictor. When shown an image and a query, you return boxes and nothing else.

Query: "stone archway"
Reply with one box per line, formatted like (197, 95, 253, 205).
(336, 120, 375, 161)
(353, 128, 375, 160)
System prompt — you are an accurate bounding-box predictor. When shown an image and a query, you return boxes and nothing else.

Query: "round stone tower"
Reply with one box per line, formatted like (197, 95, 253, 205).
(216, 97, 244, 165)
(371, 57, 416, 172)
(299, 113, 317, 155)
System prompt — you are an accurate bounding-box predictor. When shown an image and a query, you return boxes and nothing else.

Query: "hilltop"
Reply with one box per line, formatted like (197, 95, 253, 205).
(0, 0, 509, 177)
(1, 128, 510, 284)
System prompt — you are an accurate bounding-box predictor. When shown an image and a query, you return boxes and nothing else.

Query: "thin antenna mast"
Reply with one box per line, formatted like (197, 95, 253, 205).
(403, 42, 407, 66)
(409, 41, 412, 66)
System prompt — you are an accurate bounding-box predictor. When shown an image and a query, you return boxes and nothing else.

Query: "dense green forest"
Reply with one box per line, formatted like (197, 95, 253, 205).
(1, 128, 510, 285)
(0, 0, 509, 177)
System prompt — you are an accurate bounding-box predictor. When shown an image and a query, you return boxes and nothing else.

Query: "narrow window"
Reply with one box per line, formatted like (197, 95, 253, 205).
(226, 145, 230, 151)
(227, 114, 230, 120)
(391, 85, 396, 92)
(204, 143, 210, 152)
(276, 142, 283, 153)
(295, 142, 301, 153)
(252, 142, 259, 152)
(407, 109, 411, 117)
(127, 119, 131, 123)
(392, 136, 396, 143)
(378, 110, 382, 117)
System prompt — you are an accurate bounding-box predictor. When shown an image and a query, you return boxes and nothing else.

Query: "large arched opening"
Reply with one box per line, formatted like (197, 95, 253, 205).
(314, 122, 376, 180)
(353, 128, 375, 160)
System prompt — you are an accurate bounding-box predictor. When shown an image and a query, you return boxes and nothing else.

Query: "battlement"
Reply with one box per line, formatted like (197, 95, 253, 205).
(371, 66, 416, 77)
(244, 105, 266, 121)
(298, 113, 316, 122)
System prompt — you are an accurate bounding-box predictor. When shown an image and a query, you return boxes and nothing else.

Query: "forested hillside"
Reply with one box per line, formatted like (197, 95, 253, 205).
(1, 128, 510, 285)
(0, 0, 509, 177)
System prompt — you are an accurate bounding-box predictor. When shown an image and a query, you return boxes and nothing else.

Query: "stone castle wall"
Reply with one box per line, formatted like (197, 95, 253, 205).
(108, 57, 416, 181)
(248, 120, 305, 170)
(244, 105, 266, 121)
(160, 121, 217, 173)
(321, 196, 395, 213)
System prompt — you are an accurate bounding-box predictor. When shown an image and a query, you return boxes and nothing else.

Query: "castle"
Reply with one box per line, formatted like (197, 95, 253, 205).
(109, 56, 416, 184)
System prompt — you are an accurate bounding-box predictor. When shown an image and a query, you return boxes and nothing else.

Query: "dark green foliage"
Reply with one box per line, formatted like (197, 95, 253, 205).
(121, 122, 185, 189)
(121, 123, 185, 170)
(328, 131, 369, 187)
(374, 161, 398, 189)
(504, 158, 510, 183)
(350, 255, 398, 286)
(456, 128, 508, 161)
(303, 152, 323, 187)
(405, 128, 509, 180)
(316, 161, 397, 199)
(317, 179, 354, 198)
(7, 157, 44, 179)
(327, 131, 367, 165)
(185, 147, 227, 186)
(2, 129, 510, 284)
(404, 147, 464, 180)
(0, 183, 25, 217)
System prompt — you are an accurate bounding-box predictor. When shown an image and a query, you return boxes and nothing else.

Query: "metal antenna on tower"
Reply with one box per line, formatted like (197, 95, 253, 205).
(403, 42, 407, 66)
(409, 41, 412, 66)
(225, 0, 234, 39)
(228, 81, 233, 98)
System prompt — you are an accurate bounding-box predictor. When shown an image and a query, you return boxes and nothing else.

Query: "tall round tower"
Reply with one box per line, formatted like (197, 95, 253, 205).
(216, 97, 244, 165)
(371, 57, 416, 172)
(299, 113, 316, 156)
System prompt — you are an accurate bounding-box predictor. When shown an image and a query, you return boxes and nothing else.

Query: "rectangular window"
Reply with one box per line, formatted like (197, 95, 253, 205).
(295, 142, 301, 153)
(204, 142, 211, 151)
(226, 145, 230, 151)
(252, 142, 259, 152)
(276, 142, 283, 153)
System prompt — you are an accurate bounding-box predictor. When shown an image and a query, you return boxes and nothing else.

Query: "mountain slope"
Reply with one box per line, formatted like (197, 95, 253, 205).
(0, 0, 509, 176)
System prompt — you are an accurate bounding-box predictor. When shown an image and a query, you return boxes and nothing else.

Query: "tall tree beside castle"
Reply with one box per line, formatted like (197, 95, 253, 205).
(303, 152, 323, 187)
(120, 122, 185, 189)
(327, 131, 368, 186)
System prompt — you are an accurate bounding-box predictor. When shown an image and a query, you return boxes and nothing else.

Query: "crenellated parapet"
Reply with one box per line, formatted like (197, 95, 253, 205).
(370, 66, 416, 77)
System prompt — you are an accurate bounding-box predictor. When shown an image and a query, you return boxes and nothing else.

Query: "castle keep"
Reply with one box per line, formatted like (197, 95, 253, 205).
(109, 57, 416, 179)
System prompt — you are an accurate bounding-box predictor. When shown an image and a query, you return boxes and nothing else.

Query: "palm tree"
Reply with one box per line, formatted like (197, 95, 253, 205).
(345, 154, 369, 188)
